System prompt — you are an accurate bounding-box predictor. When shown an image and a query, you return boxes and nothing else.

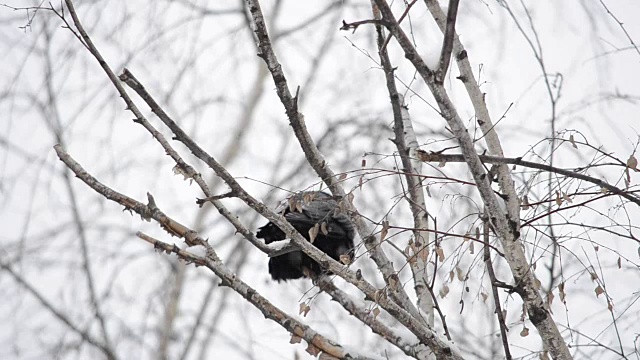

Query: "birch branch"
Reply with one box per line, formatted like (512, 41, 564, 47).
(316, 276, 431, 360)
(422, 0, 521, 220)
(52, 144, 371, 360)
(116, 76, 460, 357)
(60, 0, 461, 356)
(372, 1, 572, 358)
(244, 0, 422, 324)
(370, 1, 434, 329)
(436, 0, 460, 83)
(117, 67, 458, 356)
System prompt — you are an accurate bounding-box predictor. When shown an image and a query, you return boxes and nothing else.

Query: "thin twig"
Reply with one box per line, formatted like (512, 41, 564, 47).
(416, 151, 640, 207)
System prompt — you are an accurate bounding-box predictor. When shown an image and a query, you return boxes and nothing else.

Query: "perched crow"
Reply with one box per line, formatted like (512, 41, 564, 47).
(256, 191, 356, 281)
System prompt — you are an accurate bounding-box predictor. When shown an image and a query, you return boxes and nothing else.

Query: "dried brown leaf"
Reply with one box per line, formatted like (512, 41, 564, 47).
(372, 307, 381, 320)
(404, 245, 412, 257)
(627, 154, 638, 170)
(306, 343, 321, 356)
(290, 334, 302, 344)
(172, 164, 190, 180)
(439, 284, 450, 298)
(555, 191, 563, 206)
(418, 247, 428, 262)
(380, 220, 389, 242)
(303, 192, 313, 204)
(308, 224, 320, 244)
(299, 302, 311, 317)
(569, 134, 578, 148)
(347, 192, 354, 205)
(595, 285, 604, 297)
(533, 278, 542, 290)
(320, 222, 328, 235)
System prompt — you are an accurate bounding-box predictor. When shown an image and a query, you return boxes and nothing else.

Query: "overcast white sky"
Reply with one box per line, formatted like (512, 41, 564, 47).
(1, 0, 639, 359)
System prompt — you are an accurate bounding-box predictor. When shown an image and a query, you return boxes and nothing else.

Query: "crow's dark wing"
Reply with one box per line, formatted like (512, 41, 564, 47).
(257, 191, 356, 281)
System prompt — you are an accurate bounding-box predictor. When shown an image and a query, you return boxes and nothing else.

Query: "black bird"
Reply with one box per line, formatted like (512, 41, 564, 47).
(256, 191, 356, 281)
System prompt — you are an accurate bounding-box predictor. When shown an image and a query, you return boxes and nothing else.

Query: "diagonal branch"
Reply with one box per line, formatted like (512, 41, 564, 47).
(436, 0, 460, 83)
(372, 1, 572, 358)
(54, 137, 460, 358)
(142, 234, 376, 360)
(245, 0, 423, 325)
(316, 276, 430, 359)
(59, 1, 459, 355)
(52, 145, 366, 359)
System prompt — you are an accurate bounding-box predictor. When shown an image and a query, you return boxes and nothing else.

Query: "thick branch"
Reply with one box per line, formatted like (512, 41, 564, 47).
(436, 0, 460, 83)
(54, 140, 459, 358)
(423, 0, 521, 224)
(61, 1, 457, 355)
(371, 2, 433, 328)
(53, 145, 365, 359)
(316, 277, 431, 359)
(374, 1, 572, 358)
(245, 0, 424, 327)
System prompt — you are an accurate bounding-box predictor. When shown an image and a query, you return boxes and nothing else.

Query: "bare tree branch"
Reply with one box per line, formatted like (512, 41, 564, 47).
(53, 145, 371, 360)
(436, 0, 460, 83)
(416, 151, 640, 207)
(370, 1, 433, 329)
(244, 0, 424, 327)
(373, 1, 573, 358)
